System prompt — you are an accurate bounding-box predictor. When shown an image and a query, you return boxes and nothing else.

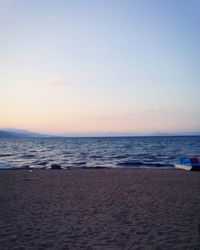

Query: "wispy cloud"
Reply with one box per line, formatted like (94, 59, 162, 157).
(42, 79, 67, 86)
(91, 113, 132, 121)
(91, 110, 166, 121)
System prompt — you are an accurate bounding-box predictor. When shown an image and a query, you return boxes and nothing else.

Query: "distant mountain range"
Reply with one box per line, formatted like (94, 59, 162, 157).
(150, 132, 200, 136)
(0, 129, 49, 138)
(60, 131, 200, 137)
(0, 128, 199, 138)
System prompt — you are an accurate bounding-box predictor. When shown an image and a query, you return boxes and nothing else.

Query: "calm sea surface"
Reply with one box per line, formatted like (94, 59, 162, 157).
(0, 136, 200, 170)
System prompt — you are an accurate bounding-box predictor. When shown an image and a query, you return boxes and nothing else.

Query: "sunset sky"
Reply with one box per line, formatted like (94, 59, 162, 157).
(0, 0, 199, 135)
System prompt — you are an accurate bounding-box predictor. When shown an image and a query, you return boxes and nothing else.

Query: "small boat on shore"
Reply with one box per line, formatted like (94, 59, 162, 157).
(174, 157, 200, 171)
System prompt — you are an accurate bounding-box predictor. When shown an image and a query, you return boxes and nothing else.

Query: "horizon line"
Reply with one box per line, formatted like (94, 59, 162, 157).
(1, 128, 200, 138)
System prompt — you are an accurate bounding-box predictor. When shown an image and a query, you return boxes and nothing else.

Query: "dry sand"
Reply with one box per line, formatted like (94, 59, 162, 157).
(0, 169, 200, 250)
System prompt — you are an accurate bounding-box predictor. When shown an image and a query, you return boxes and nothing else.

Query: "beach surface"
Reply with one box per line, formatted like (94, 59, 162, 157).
(0, 169, 200, 250)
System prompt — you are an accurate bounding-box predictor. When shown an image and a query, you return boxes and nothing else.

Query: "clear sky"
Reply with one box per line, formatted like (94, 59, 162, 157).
(0, 0, 199, 135)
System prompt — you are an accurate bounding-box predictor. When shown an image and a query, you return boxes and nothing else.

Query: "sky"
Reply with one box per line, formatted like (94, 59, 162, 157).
(0, 0, 199, 135)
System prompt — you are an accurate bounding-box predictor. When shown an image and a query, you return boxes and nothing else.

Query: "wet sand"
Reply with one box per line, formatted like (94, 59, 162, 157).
(0, 169, 200, 250)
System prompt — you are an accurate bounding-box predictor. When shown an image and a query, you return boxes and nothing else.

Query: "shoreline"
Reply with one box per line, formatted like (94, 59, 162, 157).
(0, 166, 175, 170)
(0, 169, 200, 249)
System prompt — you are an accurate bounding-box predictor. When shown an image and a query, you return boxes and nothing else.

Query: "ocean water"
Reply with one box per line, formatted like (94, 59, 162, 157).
(0, 136, 200, 170)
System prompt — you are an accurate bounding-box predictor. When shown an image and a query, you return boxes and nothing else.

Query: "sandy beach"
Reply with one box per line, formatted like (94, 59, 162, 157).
(0, 169, 200, 250)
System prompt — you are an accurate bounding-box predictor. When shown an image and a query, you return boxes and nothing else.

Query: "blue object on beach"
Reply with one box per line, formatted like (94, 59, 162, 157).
(174, 156, 200, 171)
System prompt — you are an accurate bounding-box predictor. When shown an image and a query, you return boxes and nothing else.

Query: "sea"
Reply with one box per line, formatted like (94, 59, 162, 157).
(0, 136, 200, 170)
